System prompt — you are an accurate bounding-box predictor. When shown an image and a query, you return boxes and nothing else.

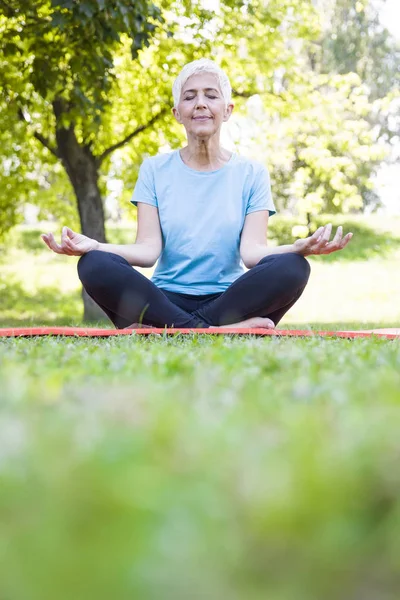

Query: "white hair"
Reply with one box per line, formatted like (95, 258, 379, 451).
(172, 58, 232, 108)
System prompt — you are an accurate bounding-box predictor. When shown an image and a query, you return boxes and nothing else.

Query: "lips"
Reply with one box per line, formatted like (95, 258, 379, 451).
(193, 116, 211, 120)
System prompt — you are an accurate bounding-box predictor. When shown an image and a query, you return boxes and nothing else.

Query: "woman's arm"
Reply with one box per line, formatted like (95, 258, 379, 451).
(240, 211, 282, 268)
(41, 204, 163, 267)
(240, 213, 353, 268)
(96, 241, 160, 267)
(41, 227, 161, 267)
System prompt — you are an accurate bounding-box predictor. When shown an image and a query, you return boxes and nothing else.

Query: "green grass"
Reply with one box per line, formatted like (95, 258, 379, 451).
(1, 216, 400, 599)
(1, 334, 400, 600)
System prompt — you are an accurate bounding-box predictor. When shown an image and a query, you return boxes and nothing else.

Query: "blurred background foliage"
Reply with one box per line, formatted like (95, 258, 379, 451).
(0, 0, 399, 321)
(0, 0, 399, 238)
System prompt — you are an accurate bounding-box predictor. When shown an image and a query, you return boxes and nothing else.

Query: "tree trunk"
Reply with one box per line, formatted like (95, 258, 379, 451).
(53, 102, 108, 322)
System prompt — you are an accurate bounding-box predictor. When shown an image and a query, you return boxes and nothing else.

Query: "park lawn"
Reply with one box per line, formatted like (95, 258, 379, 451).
(0, 333, 400, 600)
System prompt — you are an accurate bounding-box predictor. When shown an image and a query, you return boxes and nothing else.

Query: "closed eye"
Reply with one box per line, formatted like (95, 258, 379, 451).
(184, 95, 218, 100)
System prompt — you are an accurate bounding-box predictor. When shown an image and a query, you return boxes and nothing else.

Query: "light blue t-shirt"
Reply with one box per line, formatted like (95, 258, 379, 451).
(130, 149, 276, 294)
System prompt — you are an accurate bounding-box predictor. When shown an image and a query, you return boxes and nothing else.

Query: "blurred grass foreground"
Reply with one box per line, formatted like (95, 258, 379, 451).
(1, 332, 400, 599)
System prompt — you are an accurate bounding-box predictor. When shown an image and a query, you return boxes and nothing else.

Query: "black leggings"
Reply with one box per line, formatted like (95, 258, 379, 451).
(77, 250, 311, 329)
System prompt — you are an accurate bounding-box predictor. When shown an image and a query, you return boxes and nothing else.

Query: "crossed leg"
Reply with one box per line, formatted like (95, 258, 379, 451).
(77, 250, 310, 329)
(77, 251, 210, 329)
(194, 253, 311, 327)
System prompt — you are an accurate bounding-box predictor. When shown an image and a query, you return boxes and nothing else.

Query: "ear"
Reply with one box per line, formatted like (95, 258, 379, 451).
(223, 102, 234, 122)
(172, 106, 182, 123)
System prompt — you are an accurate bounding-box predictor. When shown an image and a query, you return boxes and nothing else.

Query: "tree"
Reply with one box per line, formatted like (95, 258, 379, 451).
(311, 0, 400, 147)
(228, 71, 388, 224)
(0, 0, 320, 319)
(223, 0, 398, 224)
(319, 0, 400, 101)
(0, 0, 204, 318)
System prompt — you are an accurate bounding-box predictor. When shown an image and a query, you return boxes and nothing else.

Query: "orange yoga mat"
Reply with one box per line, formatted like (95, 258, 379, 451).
(0, 327, 399, 339)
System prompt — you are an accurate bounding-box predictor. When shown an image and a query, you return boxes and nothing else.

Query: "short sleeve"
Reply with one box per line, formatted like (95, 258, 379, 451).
(130, 159, 158, 207)
(246, 165, 276, 216)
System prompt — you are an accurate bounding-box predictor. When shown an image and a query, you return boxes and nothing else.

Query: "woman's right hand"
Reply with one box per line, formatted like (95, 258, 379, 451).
(41, 226, 99, 256)
(293, 223, 353, 257)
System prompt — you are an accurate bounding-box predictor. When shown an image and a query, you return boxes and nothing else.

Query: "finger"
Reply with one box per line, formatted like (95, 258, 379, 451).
(64, 237, 79, 255)
(41, 234, 50, 248)
(306, 226, 326, 250)
(41, 234, 58, 253)
(65, 226, 75, 240)
(61, 227, 76, 254)
(45, 232, 64, 254)
(315, 223, 332, 250)
(61, 226, 69, 246)
(320, 226, 343, 254)
(332, 225, 343, 245)
(321, 222, 332, 242)
(322, 232, 353, 254)
(62, 225, 76, 238)
(311, 226, 325, 241)
(61, 241, 74, 255)
(340, 232, 353, 248)
(309, 226, 328, 254)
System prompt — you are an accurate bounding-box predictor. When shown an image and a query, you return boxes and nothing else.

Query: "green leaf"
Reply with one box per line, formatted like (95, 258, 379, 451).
(51, 12, 67, 30)
(2, 42, 22, 56)
(79, 2, 96, 18)
(51, 0, 74, 9)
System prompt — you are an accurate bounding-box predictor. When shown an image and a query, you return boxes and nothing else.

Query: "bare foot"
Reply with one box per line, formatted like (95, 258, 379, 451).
(124, 323, 143, 329)
(124, 317, 275, 330)
(218, 317, 275, 329)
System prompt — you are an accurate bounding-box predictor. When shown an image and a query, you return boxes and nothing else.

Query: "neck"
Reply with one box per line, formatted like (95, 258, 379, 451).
(180, 138, 231, 171)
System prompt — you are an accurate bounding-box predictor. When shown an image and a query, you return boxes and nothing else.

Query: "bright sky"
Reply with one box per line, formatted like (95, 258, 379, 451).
(380, 0, 400, 39)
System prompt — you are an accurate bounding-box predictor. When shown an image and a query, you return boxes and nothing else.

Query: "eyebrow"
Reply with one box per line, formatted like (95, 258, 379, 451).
(183, 88, 220, 94)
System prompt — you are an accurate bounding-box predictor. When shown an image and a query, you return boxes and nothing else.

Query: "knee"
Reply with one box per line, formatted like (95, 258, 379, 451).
(267, 252, 310, 288)
(285, 253, 311, 286)
(77, 250, 105, 286)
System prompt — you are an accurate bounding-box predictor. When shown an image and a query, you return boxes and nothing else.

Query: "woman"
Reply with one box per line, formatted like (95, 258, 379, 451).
(42, 59, 352, 329)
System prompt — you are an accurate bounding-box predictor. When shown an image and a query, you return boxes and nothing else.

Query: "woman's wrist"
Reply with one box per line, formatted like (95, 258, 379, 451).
(94, 241, 105, 252)
(292, 240, 309, 256)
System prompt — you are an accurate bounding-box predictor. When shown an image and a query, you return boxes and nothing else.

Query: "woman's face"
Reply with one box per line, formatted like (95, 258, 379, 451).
(173, 72, 233, 139)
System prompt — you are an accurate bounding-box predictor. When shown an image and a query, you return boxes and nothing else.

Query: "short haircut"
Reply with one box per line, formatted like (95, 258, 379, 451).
(172, 58, 232, 108)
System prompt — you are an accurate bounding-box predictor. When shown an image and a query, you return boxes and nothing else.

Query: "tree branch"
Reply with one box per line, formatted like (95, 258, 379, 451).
(18, 108, 59, 158)
(33, 131, 60, 158)
(232, 88, 254, 98)
(232, 88, 287, 101)
(96, 107, 170, 166)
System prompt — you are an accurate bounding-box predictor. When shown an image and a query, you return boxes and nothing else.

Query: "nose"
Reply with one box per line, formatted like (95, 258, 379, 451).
(195, 94, 207, 109)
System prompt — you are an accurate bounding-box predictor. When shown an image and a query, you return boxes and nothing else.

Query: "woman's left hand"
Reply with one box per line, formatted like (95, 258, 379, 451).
(293, 223, 353, 257)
